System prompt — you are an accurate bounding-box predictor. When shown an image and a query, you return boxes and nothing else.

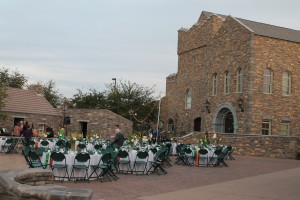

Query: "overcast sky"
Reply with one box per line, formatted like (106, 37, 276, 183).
(0, 0, 299, 98)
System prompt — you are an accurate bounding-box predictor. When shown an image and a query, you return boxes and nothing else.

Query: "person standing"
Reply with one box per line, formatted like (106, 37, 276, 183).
(13, 123, 22, 136)
(21, 125, 33, 146)
(113, 125, 124, 147)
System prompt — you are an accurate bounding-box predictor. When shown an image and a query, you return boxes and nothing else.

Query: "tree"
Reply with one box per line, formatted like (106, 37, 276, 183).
(27, 80, 63, 108)
(0, 67, 27, 88)
(105, 80, 158, 131)
(42, 80, 63, 108)
(0, 83, 7, 120)
(71, 88, 106, 109)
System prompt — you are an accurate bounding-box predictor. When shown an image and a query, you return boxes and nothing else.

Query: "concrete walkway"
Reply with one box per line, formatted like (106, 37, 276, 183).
(1, 154, 299, 199)
(139, 167, 300, 200)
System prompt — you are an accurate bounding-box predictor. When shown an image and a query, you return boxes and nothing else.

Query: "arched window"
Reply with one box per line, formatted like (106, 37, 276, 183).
(263, 68, 273, 94)
(236, 69, 243, 93)
(282, 71, 291, 96)
(224, 71, 230, 94)
(212, 73, 217, 96)
(185, 89, 192, 109)
(167, 119, 174, 132)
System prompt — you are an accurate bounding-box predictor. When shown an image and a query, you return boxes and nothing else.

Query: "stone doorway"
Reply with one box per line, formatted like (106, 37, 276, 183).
(212, 104, 237, 133)
(194, 117, 201, 132)
(80, 121, 88, 138)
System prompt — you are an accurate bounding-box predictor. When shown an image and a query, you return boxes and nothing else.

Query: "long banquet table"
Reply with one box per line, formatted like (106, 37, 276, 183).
(41, 150, 154, 181)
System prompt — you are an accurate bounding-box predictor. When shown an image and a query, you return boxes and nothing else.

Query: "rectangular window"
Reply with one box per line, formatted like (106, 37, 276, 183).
(262, 120, 271, 135)
(38, 124, 46, 133)
(280, 122, 290, 136)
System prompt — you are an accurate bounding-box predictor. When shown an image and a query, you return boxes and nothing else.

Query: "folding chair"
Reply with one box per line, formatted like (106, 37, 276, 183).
(118, 150, 132, 174)
(208, 147, 223, 166)
(55, 140, 65, 149)
(28, 151, 48, 169)
(36, 147, 48, 156)
(40, 140, 49, 149)
(50, 152, 69, 182)
(94, 144, 102, 151)
(147, 149, 168, 175)
(225, 146, 235, 160)
(1, 138, 13, 153)
(132, 151, 149, 174)
(22, 147, 39, 168)
(198, 149, 209, 167)
(184, 148, 195, 166)
(175, 145, 185, 165)
(214, 148, 229, 167)
(77, 143, 87, 151)
(70, 152, 90, 181)
(89, 152, 117, 182)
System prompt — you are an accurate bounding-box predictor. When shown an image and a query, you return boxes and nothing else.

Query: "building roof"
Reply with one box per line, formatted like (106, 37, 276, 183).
(202, 11, 300, 43)
(1, 87, 60, 116)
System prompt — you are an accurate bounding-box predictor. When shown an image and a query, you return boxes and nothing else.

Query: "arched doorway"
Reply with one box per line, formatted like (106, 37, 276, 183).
(194, 117, 201, 132)
(212, 104, 237, 133)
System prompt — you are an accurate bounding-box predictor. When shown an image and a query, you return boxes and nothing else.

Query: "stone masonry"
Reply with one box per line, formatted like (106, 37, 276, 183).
(65, 108, 133, 137)
(0, 168, 93, 200)
(160, 11, 300, 137)
(178, 133, 300, 159)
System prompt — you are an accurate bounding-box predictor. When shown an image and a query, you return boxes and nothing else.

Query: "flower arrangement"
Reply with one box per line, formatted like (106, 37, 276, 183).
(212, 132, 221, 145)
(196, 134, 205, 146)
(125, 131, 143, 147)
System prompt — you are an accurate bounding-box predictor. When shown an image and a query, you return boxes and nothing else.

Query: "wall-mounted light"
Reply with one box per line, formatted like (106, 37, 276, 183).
(237, 97, 244, 112)
(204, 99, 210, 114)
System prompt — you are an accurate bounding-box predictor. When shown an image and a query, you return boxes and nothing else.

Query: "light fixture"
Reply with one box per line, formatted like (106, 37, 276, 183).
(204, 99, 210, 113)
(237, 97, 244, 112)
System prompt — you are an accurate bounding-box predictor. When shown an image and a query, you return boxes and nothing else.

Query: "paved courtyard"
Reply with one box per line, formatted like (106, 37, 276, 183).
(0, 154, 300, 200)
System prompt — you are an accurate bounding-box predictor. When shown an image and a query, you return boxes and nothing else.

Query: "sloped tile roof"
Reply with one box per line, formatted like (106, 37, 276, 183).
(202, 11, 300, 43)
(1, 87, 60, 116)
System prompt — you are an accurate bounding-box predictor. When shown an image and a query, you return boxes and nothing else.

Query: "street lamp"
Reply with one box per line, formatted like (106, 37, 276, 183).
(112, 78, 116, 87)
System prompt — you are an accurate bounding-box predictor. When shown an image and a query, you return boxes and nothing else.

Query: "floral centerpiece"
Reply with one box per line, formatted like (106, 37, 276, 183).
(212, 131, 221, 145)
(196, 134, 205, 147)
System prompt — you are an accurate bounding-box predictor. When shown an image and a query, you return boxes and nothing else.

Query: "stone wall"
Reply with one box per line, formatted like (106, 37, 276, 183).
(0, 168, 93, 200)
(178, 133, 300, 159)
(0, 112, 61, 134)
(65, 108, 133, 138)
(250, 36, 300, 135)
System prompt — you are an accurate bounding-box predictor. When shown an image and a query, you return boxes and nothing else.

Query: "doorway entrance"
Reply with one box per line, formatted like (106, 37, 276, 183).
(80, 122, 88, 138)
(14, 117, 24, 126)
(213, 106, 236, 133)
(194, 117, 201, 132)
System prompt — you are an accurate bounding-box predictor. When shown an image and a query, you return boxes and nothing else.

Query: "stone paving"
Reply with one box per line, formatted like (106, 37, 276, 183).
(1, 154, 300, 200)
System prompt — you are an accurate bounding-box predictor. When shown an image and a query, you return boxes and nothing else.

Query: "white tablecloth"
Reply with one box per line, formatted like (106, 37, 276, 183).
(0, 139, 7, 152)
(119, 150, 154, 174)
(42, 150, 154, 181)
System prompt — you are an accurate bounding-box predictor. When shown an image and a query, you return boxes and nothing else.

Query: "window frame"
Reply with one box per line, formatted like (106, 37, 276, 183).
(38, 123, 46, 133)
(262, 120, 271, 135)
(236, 68, 243, 93)
(263, 68, 273, 94)
(282, 71, 291, 96)
(224, 71, 230, 94)
(280, 121, 290, 136)
(185, 89, 192, 109)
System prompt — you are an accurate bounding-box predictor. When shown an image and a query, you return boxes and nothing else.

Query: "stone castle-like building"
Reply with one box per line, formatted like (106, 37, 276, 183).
(161, 11, 300, 136)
